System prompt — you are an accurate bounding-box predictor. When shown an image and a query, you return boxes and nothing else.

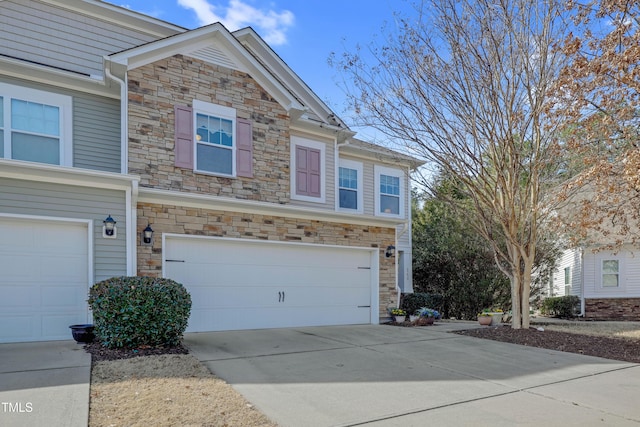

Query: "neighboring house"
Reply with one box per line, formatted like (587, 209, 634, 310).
(0, 0, 422, 343)
(549, 246, 640, 320)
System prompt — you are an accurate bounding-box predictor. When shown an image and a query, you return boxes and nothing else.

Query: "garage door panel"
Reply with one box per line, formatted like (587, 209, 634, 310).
(166, 237, 375, 333)
(0, 218, 89, 343)
(0, 286, 31, 307)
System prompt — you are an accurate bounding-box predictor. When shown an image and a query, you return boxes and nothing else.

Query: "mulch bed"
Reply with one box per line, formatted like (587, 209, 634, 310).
(83, 341, 189, 362)
(455, 326, 640, 364)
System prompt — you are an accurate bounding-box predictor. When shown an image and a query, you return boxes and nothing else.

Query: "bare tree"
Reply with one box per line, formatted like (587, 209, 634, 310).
(334, 0, 569, 328)
(555, 0, 640, 249)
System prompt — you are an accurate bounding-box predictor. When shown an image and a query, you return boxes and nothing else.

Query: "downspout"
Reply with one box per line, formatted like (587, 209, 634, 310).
(580, 247, 585, 317)
(105, 62, 136, 276)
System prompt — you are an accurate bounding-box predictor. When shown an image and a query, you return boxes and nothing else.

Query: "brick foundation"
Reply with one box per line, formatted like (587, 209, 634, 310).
(584, 298, 640, 320)
(137, 202, 398, 316)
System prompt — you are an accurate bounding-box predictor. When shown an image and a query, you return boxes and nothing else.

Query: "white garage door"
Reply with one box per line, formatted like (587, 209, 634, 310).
(165, 236, 374, 332)
(0, 217, 89, 343)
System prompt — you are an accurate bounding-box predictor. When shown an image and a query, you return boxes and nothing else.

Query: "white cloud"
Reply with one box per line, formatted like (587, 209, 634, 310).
(177, 0, 294, 45)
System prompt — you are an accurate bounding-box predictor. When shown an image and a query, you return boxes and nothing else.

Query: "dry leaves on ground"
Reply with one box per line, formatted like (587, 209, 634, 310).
(89, 354, 276, 427)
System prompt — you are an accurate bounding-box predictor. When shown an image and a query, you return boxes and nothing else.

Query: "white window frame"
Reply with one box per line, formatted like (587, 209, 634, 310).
(193, 99, 236, 178)
(290, 135, 326, 203)
(337, 158, 363, 214)
(601, 259, 620, 288)
(374, 165, 405, 218)
(594, 254, 625, 293)
(0, 82, 72, 166)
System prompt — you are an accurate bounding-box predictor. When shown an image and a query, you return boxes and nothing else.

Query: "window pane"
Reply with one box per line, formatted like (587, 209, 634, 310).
(380, 174, 400, 195)
(339, 167, 357, 189)
(339, 188, 357, 209)
(381, 194, 399, 214)
(602, 274, 619, 287)
(196, 114, 210, 143)
(12, 132, 60, 164)
(11, 99, 59, 136)
(220, 118, 232, 146)
(0, 96, 3, 128)
(564, 267, 570, 285)
(602, 260, 619, 274)
(197, 143, 232, 175)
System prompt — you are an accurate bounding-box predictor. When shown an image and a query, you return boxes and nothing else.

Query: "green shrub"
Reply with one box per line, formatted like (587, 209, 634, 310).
(540, 295, 580, 318)
(401, 293, 444, 315)
(88, 276, 192, 348)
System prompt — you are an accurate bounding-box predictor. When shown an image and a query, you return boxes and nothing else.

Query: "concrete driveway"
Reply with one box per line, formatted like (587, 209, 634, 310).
(185, 323, 640, 427)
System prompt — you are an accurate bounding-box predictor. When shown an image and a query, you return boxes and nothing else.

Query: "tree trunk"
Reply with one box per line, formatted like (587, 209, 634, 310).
(510, 274, 522, 329)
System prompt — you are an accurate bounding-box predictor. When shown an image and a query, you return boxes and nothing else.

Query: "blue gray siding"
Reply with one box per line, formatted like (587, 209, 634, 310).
(0, 0, 161, 77)
(0, 178, 127, 282)
(1, 76, 121, 172)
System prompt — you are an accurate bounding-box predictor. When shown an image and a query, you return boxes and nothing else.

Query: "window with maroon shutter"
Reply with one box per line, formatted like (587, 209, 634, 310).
(295, 145, 321, 197)
(174, 105, 193, 168)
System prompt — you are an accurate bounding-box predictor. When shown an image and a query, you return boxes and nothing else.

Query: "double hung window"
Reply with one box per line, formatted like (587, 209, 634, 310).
(0, 83, 71, 165)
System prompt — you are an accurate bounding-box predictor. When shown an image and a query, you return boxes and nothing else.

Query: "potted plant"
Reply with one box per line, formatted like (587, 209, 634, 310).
(69, 324, 95, 343)
(477, 312, 492, 326)
(390, 308, 407, 323)
(416, 307, 440, 325)
(478, 308, 503, 326)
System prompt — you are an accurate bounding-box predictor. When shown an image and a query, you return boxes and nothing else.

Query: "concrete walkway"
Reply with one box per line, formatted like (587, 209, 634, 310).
(185, 323, 640, 427)
(0, 340, 90, 427)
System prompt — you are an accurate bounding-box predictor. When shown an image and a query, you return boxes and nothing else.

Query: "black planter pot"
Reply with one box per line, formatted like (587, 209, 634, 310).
(69, 324, 95, 343)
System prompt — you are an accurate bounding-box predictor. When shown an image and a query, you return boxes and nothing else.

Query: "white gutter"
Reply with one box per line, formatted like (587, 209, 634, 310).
(105, 63, 136, 276)
(104, 63, 128, 175)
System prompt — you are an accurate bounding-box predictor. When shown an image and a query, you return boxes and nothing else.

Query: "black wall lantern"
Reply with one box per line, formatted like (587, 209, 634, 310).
(102, 215, 117, 238)
(142, 224, 154, 245)
(385, 245, 395, 258)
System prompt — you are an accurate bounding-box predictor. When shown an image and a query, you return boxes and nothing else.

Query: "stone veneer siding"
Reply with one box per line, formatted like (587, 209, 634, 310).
(137, 202, 398, 318)
(584, 298, 640, 320)
(127, 55, 290, 203)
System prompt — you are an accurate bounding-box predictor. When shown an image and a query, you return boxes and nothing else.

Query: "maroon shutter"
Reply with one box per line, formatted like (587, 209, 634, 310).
(295, 146, 321, 197)
(296, 145, 308, 195)
(236, 118, 253, 178)
(308, 148, 321, 197)
(174, 105, 193, 168)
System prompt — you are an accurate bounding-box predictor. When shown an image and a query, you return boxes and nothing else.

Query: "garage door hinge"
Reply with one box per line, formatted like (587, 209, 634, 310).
(358, 305, 371, 308)
(357, 267, 370, 270)
(165, 259, 185, 262)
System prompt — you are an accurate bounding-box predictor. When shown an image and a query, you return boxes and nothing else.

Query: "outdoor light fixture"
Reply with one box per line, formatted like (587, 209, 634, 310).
(142, 224, 154, 245)
(102, 215, 117, 238)
(385, 245, 396, 258)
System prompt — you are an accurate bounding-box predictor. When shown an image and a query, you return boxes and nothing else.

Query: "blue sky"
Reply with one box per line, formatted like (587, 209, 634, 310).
(108, 0, 413, 139)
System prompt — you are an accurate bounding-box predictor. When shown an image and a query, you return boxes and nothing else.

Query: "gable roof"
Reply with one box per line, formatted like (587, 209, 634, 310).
(106, 22, 305, 115)
(341, 138, 425, 169)
(233, 27, 349, 129)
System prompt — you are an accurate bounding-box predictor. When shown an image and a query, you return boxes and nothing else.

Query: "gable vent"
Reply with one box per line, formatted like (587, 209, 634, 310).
(190, 46, 245, 72)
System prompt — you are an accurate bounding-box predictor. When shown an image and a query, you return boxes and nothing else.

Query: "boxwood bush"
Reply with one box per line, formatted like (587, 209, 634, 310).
(88, 276, 192, 348)
(540, 295, 580, 318)
(401, 293, 444, 315)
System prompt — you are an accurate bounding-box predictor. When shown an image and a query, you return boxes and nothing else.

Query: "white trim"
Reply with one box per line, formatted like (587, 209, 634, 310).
(0, 56, 118, 99)
(592, 252, 627, 295)
(374, 165, 405, 219)
(336, 158, 364, 214)
(0, 213, 94, 318)
(138, 187, 404, 227)
(0, 82, 72, 166)
(0, 158, 139, 190)
(193, 100, 237, 178)
(290, 135, 326, 203)
(162, 233, 379, 324)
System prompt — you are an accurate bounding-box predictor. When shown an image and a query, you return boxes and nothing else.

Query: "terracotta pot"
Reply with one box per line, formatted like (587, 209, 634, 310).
(416, 316, 435, 326)
(478, 316, 492, 326)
